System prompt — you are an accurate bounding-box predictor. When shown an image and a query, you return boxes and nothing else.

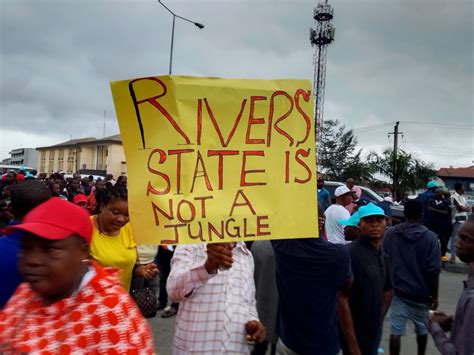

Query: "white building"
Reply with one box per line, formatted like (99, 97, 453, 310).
(4, 148, 38, 169)
(36, 134, 126, 178)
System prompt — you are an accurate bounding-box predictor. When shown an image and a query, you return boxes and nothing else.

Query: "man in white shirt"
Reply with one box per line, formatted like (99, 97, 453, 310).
(167, 242, 266, 354)
(450, 183, 471, 262)
(325, 185, 353, 244)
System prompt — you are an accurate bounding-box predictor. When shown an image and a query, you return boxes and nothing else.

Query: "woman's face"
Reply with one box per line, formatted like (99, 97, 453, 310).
(19, 234, 88, 303)
(101, 199, 129, 231)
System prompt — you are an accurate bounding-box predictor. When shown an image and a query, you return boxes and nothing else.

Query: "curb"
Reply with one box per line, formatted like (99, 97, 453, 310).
(443, 262, 469, 274)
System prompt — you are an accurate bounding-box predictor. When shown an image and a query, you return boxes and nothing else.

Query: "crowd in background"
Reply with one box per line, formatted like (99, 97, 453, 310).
(0, 170, 472, 354)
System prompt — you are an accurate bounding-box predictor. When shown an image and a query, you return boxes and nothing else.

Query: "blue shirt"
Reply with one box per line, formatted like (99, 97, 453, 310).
(416, 190, 435, 223)
(383, 223, 440, 304)
(0, 221, 23, 308)
(318, 187, 332, 211)
(272, 238, 351, 355)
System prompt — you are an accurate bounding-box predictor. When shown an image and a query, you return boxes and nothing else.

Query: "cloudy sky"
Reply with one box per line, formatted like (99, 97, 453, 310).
(1, 0, 472, 169)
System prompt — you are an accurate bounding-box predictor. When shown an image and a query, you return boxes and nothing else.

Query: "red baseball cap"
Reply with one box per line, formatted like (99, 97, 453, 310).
(73, 193, 88, 205)
(7, 197, 92, 243)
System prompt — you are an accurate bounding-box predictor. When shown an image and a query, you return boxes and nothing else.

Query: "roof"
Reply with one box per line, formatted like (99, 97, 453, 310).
(437, 166, 474, 179)
(36, 134, 122, 150)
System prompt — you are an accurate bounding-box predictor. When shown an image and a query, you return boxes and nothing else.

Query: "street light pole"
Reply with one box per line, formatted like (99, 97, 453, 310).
(169, 15, 175, 75)
(158, 0, 204, 75)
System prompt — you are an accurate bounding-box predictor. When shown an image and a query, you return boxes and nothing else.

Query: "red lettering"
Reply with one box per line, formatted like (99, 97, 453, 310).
(163, 224, 185, 244)
(267, 91, 294, 147)
(202, 98, 248, 147)
(208, 150, 239, 189)
(190, 151, 214, 193)
(188, 222, 204, 241)
(196, 98, 203, 145)
(229, 189, 257, 217)
(294, 89, 312, 147)
(129, 77, 190, 146)
(147, 149, 170, 195)
(194, 195, 213, 218)
(151, 200, 174, 226)
(208, 221, 225, 241)
(245, 96, 267, 144)
(225, 218, 241, 238)
(256, 215, 271, 236)
(294, 148, 312, 184)
(176, 199, 196, 223)
(243, 218, 255, 237)
(169, 149, 194, 194)
(240, 151, 266, 187)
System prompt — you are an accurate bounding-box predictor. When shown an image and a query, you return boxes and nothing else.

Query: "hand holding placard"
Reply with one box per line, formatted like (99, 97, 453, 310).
(204, 243, 235, 273)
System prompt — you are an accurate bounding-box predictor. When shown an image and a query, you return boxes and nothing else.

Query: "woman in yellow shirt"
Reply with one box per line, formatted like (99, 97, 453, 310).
(89, 186, 158, 291)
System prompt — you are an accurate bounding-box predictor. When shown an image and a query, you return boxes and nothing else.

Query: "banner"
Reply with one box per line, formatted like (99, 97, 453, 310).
(110, 76, 318, 244)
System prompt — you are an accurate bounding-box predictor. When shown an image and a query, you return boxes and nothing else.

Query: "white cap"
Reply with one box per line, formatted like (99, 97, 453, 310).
(335, 185, 352, 197)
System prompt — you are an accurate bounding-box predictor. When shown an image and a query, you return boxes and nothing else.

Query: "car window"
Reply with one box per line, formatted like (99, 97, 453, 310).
(360, 188, 383, 203)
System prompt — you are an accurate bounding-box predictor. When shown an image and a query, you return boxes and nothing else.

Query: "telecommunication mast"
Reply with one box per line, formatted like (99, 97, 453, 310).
(310, 0, 335, 153)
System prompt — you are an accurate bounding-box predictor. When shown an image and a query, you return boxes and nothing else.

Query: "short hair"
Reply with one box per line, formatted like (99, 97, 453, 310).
(404, 199, 423, 220)
(10, 180, 52, 220)
(96, 186, 127, 209)
(454, 183, 463, 191)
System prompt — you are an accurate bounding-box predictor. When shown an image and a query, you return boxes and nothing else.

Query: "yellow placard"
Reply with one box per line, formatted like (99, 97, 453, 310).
(110, 76, 318, 245)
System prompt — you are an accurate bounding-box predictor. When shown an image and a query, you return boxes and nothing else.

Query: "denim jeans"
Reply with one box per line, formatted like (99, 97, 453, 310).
(450, 222, 462, 258)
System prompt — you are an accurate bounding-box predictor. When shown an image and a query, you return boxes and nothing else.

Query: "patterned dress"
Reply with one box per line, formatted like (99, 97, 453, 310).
(0, 262, 155, 354)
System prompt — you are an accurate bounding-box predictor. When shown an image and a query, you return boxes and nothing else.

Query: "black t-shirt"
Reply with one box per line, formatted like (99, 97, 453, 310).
(426, 198, 452, 230)
(345, 237, 392, 353)
(272, 238, 352, 355)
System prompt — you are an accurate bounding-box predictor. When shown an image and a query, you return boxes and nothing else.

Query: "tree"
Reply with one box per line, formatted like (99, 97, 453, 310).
(318, 119, 372, 183)
(368, 148, 435, 199)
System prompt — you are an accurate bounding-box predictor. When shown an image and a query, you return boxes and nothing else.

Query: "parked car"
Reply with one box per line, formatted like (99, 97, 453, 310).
(322, 181, 405, 220)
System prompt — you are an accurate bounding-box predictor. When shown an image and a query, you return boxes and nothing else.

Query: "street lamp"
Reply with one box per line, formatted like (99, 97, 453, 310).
(158, 0, 205, 75)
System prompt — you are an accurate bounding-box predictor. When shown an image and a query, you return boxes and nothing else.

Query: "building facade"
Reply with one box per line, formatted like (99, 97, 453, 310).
(36, 135, 126, 178)
(437, 166, 474, 194)
(2, 148, 38, 169)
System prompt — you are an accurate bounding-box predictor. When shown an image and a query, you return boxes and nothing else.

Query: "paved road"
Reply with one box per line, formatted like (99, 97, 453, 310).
(148, 269, 467, 355)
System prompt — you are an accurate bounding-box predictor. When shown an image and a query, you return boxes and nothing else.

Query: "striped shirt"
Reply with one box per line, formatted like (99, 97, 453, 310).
(167, 242, 258, 354)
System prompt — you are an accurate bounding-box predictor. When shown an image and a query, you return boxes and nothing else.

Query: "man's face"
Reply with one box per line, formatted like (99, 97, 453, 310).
(434, 189, 443, 199)
(456, 221, 474, 263)
(457, 186, 465, 195)
(346, 179, 355, 189)
(69, 179, 80, 192)
(338, 192, 353, 206)
(317, 178, 324, 189)
(51, 183, 61, 196)
(359, 215, 387, 239)
(19, 234, 88, 301)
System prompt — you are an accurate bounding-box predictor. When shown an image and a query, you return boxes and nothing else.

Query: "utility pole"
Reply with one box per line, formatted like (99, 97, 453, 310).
(388, 121, 403, 200)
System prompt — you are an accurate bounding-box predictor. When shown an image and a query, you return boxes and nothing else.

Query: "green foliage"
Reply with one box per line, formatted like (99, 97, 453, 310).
(368, 148, 435, 197)
(318, 119, 373, 183)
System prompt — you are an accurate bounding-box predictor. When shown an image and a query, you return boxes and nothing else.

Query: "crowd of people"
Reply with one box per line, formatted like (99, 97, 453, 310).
(0, 171, 472, 354)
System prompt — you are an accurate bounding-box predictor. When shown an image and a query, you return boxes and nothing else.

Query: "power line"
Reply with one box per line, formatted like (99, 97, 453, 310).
(352, 122, 394, 132)
(402, 121, 473, 130)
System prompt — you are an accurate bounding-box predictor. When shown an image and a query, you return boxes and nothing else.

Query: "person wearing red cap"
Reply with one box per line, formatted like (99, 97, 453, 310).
(73, 193, 88, 209)
(0, 197, 155, 353)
